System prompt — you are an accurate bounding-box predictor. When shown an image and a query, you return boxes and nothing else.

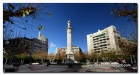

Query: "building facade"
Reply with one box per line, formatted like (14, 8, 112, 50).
(35, 31, 48, 52)
(8, 32, 48, 54)
(87, 25, 121, 55)
(55, 46, 83, 58)
(32, 38, 48, 52)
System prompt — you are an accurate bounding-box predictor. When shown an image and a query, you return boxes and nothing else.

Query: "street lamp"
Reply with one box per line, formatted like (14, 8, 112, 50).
(5, 40, 9, 44)
(4, 40, 9, 51)
(28, 52, 32, 65)
(97, 53, 99, 64)
(4, 40, 9, 65)
(130, 55, 133, 64)
(4, 40, 9, 49)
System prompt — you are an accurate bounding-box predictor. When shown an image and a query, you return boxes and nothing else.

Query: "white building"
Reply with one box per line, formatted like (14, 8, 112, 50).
(35, 31, 48, 52)
(87, 25, 120, 55)
(38, 31, 47, 44)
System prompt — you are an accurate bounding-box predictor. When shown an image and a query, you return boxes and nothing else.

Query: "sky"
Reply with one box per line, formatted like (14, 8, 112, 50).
(3, 3, 137, 54)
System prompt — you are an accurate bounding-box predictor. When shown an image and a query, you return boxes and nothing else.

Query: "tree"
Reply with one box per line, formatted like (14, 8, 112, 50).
(3, 3, 52, 24)
(117, 37, 137, 62)
(3, 3, 53, 40)
(15, 52, 28, 64)
(3, 49, 10, 64)
(111, 3, 137, 25)
(74, 54, 81, 62)
(32, 50, 48, 63)
(3, 38, 31, 65)
(59, 51, 66, 62)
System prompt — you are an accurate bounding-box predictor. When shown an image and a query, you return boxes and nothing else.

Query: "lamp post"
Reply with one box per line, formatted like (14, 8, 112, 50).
(4, 40, 9, 65)
(28, 52, 32, 65)
(4, 40, 13, 65)
(4, 40, 9, 51)
(97, 53, 99, 64)
(5, 40, 9, 45)
(130, 55, 133, 64)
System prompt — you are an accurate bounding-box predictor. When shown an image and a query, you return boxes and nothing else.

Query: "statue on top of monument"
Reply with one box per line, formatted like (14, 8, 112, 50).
(67, 20, 71, 27)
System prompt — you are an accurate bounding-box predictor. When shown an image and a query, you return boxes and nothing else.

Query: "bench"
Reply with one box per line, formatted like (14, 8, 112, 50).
(4, 67, 17, 72)
(131, 67, 137, 72)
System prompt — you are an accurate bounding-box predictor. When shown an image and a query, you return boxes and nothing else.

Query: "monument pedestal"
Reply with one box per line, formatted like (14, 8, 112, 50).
(65, 54, 74, 63)
(65, 54, 74, 68)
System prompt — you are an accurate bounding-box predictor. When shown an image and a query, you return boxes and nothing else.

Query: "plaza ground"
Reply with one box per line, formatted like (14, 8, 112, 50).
(3, 63, 137, 73)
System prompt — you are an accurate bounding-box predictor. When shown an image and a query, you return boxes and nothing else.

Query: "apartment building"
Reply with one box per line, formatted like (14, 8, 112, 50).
(87, 25, 121, 55)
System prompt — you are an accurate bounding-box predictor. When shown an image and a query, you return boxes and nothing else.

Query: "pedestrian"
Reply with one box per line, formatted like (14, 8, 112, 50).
(119, 60, 121, 64)
(86, 60, 90, 66)
(109, 60, 111, 64)
(46, 61, 49, 67)
(122, 59, 126, 64)
(93, 60, 95, 64)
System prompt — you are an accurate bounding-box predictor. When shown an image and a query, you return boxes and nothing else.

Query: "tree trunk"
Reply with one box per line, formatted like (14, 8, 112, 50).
(8, 54, 14, 65)
(5, 58, 8, 65)
(133, 55, 136, 63)
(23, 59, 24, 64)
(21, 59, 22, 64)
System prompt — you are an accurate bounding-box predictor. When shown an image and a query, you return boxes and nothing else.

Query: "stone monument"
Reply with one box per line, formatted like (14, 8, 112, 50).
(65, 20, 75, 64)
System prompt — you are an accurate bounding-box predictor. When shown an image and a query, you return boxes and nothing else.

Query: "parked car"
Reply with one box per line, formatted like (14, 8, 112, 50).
(12, 60, 21, 67)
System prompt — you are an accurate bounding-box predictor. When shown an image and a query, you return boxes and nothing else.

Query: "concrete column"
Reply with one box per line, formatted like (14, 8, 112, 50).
(65, 20, 74, 63)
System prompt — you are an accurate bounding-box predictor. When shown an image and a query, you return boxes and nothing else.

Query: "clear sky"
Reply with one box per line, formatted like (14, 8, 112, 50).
(3, 3, 137, 54)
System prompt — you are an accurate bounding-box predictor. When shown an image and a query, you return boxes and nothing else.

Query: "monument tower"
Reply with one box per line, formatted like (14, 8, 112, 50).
(65, 20, 74, 63)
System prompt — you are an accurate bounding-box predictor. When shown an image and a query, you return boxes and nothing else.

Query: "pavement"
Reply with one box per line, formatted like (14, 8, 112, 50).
(3, 63, 137, 73)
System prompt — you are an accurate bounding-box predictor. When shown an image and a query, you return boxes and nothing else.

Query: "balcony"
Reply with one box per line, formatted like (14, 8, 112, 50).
(94, 40, 98, 42)
(95, 37, 99, 39)
(101, 38, 106, 40)
(94, 47, 98, 49)
(94, 41, 99, 44)
(93, 38, 96, 40)
(103, 48, 108, 51)
(98, 33, 105, 37)
(94, 45, 97, 47)
(99, 43, 106, 46)
(101, 36, 105, 38)
(98, 47, 103, 49)
(99, 38, 102, 41)
(105, 35, 109, 37)
(93, 44, 96, 45)
(95, 50, 100, 52)
(103, 46, 107, 48)
(107, 47, 110, 49)
(101, 41, 106, 43)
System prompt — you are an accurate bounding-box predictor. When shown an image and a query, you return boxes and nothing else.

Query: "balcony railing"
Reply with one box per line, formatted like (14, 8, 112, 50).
(102, 38, 106, 40)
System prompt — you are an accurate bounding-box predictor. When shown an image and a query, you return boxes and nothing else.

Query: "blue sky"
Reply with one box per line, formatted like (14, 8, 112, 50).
(3, 3, 137, 54)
